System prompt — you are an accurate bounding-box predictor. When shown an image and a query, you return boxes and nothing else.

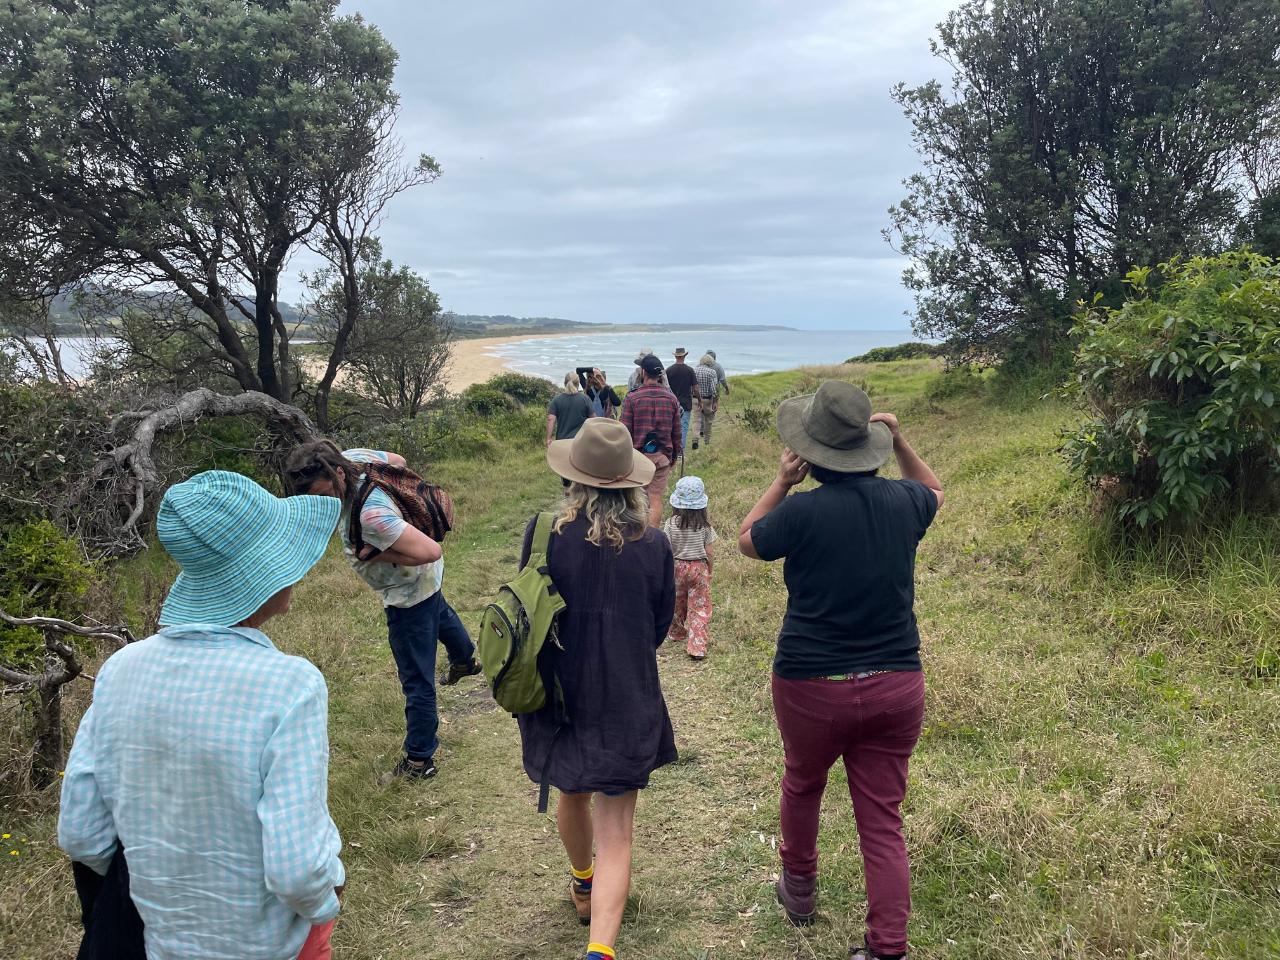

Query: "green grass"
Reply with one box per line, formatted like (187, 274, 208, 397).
(3, 360, 1279, 958)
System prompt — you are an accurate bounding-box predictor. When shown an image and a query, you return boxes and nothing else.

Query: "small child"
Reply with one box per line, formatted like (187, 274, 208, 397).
(663, 476, 717, 660)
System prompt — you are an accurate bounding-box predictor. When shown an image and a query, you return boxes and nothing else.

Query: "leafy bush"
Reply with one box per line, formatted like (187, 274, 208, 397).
(459, 385, 517, 417)
(0, 383, 110, 527)
(738, 405, 776, 436)
(847, 342, 943, 363)
(0, 520, 96, 669)
(1064, 252, 1280, 526)
(484, 372, 557, 406)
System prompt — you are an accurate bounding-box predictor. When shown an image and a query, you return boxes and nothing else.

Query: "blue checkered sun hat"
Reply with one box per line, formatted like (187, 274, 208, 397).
(670, 475, 709, 511)
(156, 471, 341, 627)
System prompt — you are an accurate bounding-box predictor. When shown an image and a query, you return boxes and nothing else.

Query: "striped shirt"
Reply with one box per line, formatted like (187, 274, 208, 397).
(59, 624, 343, 960)
(663, 517, 718, 561)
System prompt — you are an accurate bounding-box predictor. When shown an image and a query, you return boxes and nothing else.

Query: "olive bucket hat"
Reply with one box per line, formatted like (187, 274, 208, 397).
(156, 470, 341, 627)
(775, 380, 893, 473)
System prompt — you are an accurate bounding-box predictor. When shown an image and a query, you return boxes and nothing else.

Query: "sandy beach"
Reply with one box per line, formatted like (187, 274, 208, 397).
(297, 332, 569, 395)
(444, 332, 569, 392)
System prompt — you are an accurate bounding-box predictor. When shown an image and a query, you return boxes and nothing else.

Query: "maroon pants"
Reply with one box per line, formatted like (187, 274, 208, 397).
(772, 671, 924, 956)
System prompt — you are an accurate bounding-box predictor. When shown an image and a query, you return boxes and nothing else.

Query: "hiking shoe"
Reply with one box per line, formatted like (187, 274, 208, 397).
(691, 438, 699, 450)
(389, 756, 437, 782)
(776, 869, 817, 925)
(851, 948, 906, 960)
(441, 657, 483, 686)
(569, 878, 591, 925)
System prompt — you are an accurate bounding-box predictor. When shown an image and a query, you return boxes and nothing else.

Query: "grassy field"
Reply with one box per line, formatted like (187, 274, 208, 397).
(3, 360, 1279, 959)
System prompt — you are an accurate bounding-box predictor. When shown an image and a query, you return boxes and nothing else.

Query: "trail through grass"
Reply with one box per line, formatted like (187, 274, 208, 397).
(3, 360, 1279, 959)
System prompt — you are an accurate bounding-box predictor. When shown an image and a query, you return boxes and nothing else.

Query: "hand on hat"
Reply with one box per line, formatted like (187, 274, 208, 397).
(869, 412, 901, 439)
(776, 448, 810, 489)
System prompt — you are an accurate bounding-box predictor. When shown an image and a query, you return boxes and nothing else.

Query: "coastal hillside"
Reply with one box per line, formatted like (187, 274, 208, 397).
(4, 360, 1277, 959)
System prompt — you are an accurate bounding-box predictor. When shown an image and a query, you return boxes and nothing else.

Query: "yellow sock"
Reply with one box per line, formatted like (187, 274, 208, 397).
(571, 863, 594, 882)
(586, 944, 615, 959)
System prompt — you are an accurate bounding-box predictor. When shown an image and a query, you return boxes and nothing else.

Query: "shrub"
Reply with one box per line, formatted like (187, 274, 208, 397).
(925, 365, 990, 402)
(738, 405, 776, 436)
(459, 385, 517, 418)
(484, 372, 557, 406)
(0, 520, 96, 670)
(1064, 252, 1280, 527)
(847, 342, 943, 363)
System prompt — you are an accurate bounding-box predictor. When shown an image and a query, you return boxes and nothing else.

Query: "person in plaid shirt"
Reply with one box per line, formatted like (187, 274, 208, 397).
(620, 353, 683, 527)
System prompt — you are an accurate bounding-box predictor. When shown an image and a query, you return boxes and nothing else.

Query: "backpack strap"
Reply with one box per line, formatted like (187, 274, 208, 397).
(347, 474, 378, 556)
(530, 510, 564, 813)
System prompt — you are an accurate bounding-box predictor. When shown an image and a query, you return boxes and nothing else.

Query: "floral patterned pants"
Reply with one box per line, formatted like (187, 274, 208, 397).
(670, 559, 713, 657)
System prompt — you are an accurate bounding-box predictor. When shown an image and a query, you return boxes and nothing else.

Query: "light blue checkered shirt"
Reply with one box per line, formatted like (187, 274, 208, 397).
(58, 625, 344, 960)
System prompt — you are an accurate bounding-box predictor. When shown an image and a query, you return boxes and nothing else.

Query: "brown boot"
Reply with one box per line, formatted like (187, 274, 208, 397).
(569, 878, 591, 925)
(776, 868, 817, 925)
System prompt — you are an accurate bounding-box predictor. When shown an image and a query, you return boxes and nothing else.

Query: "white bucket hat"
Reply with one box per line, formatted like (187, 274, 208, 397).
(669, 475, 708, 510)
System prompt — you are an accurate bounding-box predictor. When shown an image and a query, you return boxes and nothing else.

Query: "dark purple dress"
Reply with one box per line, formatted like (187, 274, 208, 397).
(517, 515, 677, 794)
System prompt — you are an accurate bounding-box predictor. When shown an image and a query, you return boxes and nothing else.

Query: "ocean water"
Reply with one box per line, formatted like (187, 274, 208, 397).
(486, 327, 916, 383)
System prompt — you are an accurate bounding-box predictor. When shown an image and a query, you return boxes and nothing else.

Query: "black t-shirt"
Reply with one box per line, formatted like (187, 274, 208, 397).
(664, 363, 697, 410)
(750, 474, 939, 678)
(548, 392, 594, 440)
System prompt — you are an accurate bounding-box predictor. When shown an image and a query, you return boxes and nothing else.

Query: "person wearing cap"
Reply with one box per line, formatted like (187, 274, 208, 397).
(626, 347, 665, 391)
(664, 348, 697, 446)
(619, 353, 684, 527)
(737, 381, 944, 960)
(522, 418, 677, 960)
(59, 471, 345, 960)
(706, 349, 730, 395)
(662, 475, 718, 659)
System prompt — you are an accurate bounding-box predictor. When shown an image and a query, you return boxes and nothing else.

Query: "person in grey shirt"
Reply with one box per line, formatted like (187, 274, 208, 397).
(628, 347, 666, 391)
(706, 350, 730, 395)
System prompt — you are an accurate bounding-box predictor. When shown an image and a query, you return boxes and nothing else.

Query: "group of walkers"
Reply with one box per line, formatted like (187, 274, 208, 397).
(58, 360, 943, 960)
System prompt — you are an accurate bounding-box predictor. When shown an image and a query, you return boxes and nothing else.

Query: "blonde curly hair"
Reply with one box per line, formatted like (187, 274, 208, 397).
(554, 483, 649, 551)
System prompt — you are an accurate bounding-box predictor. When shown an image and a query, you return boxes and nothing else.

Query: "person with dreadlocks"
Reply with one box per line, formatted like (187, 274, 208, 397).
(284, 441, 482, 783)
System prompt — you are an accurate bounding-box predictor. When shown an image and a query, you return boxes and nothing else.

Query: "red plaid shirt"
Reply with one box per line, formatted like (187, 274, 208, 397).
(620, 381, 684, 459)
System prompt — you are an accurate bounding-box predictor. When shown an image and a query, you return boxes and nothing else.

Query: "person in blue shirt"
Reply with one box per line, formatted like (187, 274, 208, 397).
(59, 471, 346, 960)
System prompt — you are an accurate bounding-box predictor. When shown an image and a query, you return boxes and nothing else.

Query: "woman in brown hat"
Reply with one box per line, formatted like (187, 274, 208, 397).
(520, 417, 677, 960)
(737, 380, 943, 960)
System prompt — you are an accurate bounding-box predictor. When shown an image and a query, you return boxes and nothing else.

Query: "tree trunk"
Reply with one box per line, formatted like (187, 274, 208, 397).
(255, 281, 284, 400)
(31, 672, 65, 789)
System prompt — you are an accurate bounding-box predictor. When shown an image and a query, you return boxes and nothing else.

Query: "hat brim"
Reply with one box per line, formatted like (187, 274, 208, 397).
(546, 440, 656, 489)
(775, 393, 894, 473)
(669, 493, 708, 509)
(158, 494, 340, 627)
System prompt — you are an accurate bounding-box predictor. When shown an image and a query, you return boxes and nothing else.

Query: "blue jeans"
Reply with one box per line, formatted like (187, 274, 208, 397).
(680, 407, 691, 447)
(385, 593, 475, 760)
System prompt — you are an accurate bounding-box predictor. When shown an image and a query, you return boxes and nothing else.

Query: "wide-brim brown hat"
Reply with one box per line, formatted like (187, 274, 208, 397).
(776, 380, 893, 472)
(547, 418, 656, 489)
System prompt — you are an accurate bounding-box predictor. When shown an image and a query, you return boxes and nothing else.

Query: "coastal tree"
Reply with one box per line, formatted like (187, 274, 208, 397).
(307, 250, 454, 420)
(887, 0, 1280, 364)
(0, 0, 426, 401)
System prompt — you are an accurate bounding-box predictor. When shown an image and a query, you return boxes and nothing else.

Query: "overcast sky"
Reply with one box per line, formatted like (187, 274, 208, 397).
(312, 0, 956, 330)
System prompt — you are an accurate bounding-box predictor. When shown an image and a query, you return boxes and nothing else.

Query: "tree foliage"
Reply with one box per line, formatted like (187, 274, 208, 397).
(888, 0, 1280, 364)
(308, 251, 454, 419)
(0, 0, 426, 400)
(1064, 251, 1280, 527)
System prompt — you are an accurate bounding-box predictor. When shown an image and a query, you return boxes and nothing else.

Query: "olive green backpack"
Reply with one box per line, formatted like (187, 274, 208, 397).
(478, 513, 568, 807)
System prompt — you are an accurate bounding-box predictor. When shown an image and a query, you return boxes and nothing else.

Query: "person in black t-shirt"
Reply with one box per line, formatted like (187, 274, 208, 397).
(664, 348, 698, 443)
(737, 380, 943, 960)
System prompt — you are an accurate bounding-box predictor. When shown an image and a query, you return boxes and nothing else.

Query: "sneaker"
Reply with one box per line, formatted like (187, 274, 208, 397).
(691, 438, 699, 450)
(776, 868, 817, 925)
(569, 878, 591, 925)
(389, 756, 437, 781)
(851, 948, 906, 960)
(441, 657, 483, 686)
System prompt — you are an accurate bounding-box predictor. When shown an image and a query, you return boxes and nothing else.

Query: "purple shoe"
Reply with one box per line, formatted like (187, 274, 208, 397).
(775, 868, 816, 925)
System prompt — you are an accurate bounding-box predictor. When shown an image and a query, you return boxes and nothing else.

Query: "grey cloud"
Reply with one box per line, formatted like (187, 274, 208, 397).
(302, 0, 956, 328)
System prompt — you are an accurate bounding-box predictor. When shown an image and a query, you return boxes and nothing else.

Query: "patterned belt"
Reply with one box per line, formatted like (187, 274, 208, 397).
(820, 670, 895, 681)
